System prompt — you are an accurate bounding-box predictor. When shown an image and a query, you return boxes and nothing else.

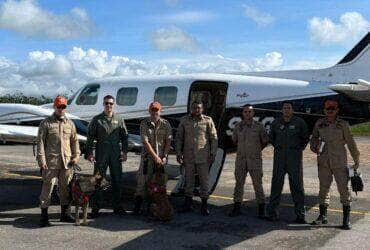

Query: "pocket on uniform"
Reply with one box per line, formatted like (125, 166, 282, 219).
(63, 127, 71, 135)
(46, 155, 58, 168)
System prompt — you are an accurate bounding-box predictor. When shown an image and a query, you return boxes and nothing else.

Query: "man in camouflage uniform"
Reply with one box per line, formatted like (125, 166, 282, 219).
(310, 99, 360, 230)
(176, 101, 218, 216)
(133, 102, 172, 215)
(86, 95, 128, 217)
(266, 100, 309, 223)
(37, 96, 80, 227)
(229, 104, 269, 218)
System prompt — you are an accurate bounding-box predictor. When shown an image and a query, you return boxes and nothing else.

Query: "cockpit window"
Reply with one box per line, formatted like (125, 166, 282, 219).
(76, 84, 100, 105)
(67, 87, 82, 105)
(116, 87, 138, 106)
(154, 86, 178, 106)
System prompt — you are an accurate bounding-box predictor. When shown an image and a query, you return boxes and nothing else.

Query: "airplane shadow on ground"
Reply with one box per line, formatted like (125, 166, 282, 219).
(0, 172, 366, 249)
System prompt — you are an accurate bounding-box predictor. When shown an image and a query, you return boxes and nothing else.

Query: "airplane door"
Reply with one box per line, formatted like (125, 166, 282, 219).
(172, 81, 228, 196)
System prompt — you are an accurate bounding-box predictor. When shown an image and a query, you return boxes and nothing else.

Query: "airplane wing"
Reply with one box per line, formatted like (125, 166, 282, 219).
(0, 124, 40, 144)
(0, 124, 142, 152)
(0, 124, 87, 144)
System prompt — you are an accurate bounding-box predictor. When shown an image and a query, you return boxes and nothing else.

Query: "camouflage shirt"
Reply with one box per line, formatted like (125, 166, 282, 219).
(36, 113, 80, 169)
(140, 117, 172, 158)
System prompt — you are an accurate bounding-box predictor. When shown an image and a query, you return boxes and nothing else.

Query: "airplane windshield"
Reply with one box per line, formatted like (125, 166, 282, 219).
(67, 87, 83, 105)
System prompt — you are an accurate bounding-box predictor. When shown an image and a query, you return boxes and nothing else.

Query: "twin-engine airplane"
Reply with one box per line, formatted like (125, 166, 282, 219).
(1, 32, 369, 195)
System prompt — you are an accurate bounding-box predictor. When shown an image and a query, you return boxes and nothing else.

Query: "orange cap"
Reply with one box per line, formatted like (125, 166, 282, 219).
(324, 100, 338, 109)
(54, 96, 67, 107)
(149, 101, 161, 111)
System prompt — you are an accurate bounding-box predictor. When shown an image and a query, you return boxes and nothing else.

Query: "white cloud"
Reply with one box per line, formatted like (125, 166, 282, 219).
(150, 26, 200, 52)
(158, 11, 216, 24)
(0, 0, 96, 40)
(0, 48, 286, 97)
(308, 12, 370, 46)
(150, 52, 283, 73)
(242, 5, 275, 26)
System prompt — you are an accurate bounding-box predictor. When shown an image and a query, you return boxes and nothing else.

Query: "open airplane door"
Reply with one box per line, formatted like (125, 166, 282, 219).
(172, 81, 228, 196)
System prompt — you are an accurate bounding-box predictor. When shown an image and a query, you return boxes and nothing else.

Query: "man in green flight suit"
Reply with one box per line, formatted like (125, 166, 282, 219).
(85, 95, 128, 217)
(266, 100, 310, 223)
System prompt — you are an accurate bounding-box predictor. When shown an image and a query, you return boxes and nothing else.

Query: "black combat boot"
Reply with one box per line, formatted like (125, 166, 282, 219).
(200, 198, 210, 216)
(133, 196, 143, 215)
(113, 206, 127, 216)
(89, 207, 100, 219)
(40, 208, 51, 227)
(341, 205, 351, 230)
(258, 203, 266, 219)
(311, 204, 328, 225)
(294, 215, 307, 224)
(228, 202, 241, 217)
(178, 196, 192, 213)
(60, 205, 75, 223)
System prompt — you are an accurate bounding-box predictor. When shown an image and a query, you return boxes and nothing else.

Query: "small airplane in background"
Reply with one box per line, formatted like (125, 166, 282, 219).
(0, 32, 369, 196)
(0, 103, 142, 152)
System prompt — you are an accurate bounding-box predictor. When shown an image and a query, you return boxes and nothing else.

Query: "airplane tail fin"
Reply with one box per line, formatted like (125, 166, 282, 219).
(336, 32, 370, 66)
(242, 32, 370, 83)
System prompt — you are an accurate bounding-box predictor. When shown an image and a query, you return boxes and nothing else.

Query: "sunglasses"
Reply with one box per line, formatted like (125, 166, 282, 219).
(104, 102, 114, 106)
(57, 105, 66, 110)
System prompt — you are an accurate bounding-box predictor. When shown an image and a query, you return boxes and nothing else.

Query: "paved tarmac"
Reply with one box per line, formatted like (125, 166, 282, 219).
(0, 138, 369, 249)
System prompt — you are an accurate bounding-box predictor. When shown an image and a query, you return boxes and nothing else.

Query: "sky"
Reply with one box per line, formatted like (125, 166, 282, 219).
(0, 0, 369, 96)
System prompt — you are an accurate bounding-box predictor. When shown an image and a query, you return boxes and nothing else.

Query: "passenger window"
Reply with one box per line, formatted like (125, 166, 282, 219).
(116, 87, 138, 106)
(154, 86, 178, 106)
(76, 84, 100, 105)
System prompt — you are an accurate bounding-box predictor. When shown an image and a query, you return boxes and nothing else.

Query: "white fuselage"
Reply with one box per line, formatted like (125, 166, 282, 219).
(66, 73, 335, 121)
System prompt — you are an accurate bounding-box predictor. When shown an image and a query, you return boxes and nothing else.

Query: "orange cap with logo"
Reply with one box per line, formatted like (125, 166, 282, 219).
(54, 96, 68, 107)
(149, 101, 161, 111)
(324, 100, 338, 109)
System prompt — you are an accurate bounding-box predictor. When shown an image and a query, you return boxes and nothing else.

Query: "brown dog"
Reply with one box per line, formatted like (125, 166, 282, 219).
(70, 173, 108, 226)
(148, 173, 174, 221)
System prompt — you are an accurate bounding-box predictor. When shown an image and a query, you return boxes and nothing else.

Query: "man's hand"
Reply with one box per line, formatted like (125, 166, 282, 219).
(70, 158, 78, 165)
(176, 154, 183, 164)
(154, 155, 162, 165)
(40, 163, 48, 170)
(353, 162, 359, 170)
(208, 154, 216, 164)
(87, 154, 95, 163)
(161, 156, 168, 165)
(120, 152, 127, 162)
